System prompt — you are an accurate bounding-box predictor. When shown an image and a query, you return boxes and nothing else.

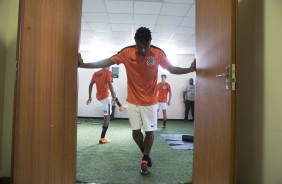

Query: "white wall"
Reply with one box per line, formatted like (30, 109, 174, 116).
(77, 52, 195, 120)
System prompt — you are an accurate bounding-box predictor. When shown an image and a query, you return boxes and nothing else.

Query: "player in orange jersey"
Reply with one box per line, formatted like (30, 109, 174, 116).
(87, 67, 116, 144)
(78, 27, 196, 175)
(157, 74, 172, 128)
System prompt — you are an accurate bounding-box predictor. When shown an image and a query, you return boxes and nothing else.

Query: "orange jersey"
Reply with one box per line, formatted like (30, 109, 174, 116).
(91, 68, 113, 101)
(111, 45, 172, 106)
(157, 82, 171, 103)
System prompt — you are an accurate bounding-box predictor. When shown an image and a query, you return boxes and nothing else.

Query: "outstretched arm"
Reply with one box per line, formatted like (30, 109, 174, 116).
(87, 83, 94, 105)
(167, 58, 196, 74)
(78, 53, 115, 68)
(108, 81, 116, 101)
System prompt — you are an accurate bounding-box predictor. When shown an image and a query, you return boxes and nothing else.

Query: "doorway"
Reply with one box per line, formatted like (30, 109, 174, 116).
(77, 0, 196, 183)
(11, 0, 237, 183)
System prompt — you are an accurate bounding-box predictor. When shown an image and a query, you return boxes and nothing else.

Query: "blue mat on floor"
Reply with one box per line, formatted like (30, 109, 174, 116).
(160, 134, 194, 150)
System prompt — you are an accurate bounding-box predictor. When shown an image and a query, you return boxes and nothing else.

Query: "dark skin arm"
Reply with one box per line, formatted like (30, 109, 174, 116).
(78, 53, 114, 68)
(108, 81, 116, 101)
(167, 58, 196, 74)
(86, 82, 94, 105)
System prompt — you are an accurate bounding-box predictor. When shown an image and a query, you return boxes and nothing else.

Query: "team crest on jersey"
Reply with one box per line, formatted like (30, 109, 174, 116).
(163, 85, 167, 90)
(146, 56, 155, 66)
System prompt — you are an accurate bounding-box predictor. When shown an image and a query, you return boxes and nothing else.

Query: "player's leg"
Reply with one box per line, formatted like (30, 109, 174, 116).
(187, 100, 193, 121)
(184, 100, 189, 122)
(162, 109, 167, 128)
(99, 97, 112, 144)
(160, 103, 168, 128)
(127, 103, 144, 151)
(138, 104, 158, 175)
(191, 101, 195, 121)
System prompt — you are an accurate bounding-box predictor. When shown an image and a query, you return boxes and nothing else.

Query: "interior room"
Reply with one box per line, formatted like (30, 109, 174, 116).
(77, 0, 196, 183)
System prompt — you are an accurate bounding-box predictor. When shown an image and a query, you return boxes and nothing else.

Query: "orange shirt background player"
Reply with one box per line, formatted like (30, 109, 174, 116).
(111, 45, 172, 106)
(91, 68, 113, 100)
(157, 82, 171, 103)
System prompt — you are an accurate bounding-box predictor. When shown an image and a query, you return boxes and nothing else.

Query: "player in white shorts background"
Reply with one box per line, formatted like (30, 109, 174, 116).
(157, 74, 172, 128)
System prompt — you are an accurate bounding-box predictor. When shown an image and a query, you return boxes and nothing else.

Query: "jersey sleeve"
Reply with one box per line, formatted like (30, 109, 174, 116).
(159, 50, 172, 69)
(110, 48, 128, 65)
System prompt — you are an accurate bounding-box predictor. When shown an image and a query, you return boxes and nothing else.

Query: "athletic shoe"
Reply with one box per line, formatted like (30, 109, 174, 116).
(162, 124, 166, 128)
(147, 157, 152, 167)
(140, 160, 149, 175)
(99, 138, 111, 144)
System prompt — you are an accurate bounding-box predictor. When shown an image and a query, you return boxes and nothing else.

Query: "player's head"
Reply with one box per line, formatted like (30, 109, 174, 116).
(134, 27, 152, 55)
(161, 74, 167, 82)
(189, 78, 194, 85)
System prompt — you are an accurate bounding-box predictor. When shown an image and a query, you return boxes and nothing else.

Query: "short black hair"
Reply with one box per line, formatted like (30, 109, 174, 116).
(134, 27, 152, 44)
(161, 74, 167, 78)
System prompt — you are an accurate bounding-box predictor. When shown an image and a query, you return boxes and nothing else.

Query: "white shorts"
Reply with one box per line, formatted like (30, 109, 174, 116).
(158, 102, 168, 110)
(99, 97, 112, 116)
(127, 103, 158, 132)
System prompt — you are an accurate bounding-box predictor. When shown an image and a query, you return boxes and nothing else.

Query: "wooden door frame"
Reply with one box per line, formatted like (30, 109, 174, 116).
(11, 0, 237, 183)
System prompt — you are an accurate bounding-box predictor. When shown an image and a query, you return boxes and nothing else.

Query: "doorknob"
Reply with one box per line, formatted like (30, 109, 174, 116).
(216, 73, 227, 78)
(216, 65, 230, 90)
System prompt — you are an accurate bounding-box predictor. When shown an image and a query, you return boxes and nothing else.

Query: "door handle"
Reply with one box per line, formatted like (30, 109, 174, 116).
(216, 65, 230, 90)
(216, 73, 227, 78)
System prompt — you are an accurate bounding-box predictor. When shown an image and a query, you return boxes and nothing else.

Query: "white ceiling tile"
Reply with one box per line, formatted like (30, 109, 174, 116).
(175, 27, 195, 34)
(82, 0, 106, 12)
(81, 23, 92, 31)
(80, 30, 94, 38)
(105, 0, 133, 13)
(109, 14, 133, 23)
(180, 17, 195, 27)
(186, 5, 195, 17)
(111, 24, 133, 32)
(94, 32, 114, 38)
(160, 3, 190, 16)
(88, 23, 112, 32)
(157, 16, 183, 26)
(80, 37, 95, 44)
(83, 13, 109, 23)
(80, 0, 196, 55)
(154, 25, 176, 34)
(81, 16, 86, 23)
(134, 2, 162, 15)
(79, 43, 94, 51)
(112, 31, 132, 39)
(134, 15, 158, 24)
(171, 40, 195, 48)
(152, 33, 173, 40)
(170, 34, 194, 41)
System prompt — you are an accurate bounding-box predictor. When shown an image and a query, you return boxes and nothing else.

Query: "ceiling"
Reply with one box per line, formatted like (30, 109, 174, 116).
(80, 0, 195, 59)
